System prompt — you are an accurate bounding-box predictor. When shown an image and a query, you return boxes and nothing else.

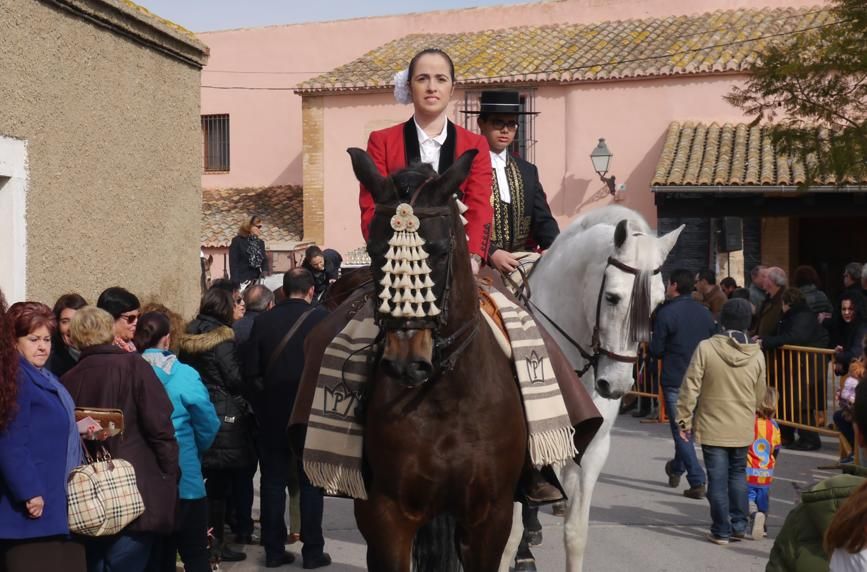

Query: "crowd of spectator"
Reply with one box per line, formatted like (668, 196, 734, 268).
(638, 259, 867, 556)
(0, 263, 333, 571)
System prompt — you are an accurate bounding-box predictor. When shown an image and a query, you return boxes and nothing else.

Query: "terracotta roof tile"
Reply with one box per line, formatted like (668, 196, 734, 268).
(652, 122, 867, 188)
(202, 186, 303, 248)
(298, 6, 832, 93)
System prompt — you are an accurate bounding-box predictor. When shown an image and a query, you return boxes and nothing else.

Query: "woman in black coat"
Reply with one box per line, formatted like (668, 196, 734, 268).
(178, 288, 254, 563)
(301, 245, 330, 305)
(229, 216, 269, 289)
(45, 293, 88, 377)
(761, 288, 830, 450)
(831, 292, 867, 375)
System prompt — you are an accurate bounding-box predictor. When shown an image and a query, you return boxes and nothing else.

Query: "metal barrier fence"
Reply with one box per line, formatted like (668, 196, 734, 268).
(627, 344, 849, 456)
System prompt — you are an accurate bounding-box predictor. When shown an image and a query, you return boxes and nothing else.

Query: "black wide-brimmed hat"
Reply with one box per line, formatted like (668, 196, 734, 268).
(460, 90, 539, 115)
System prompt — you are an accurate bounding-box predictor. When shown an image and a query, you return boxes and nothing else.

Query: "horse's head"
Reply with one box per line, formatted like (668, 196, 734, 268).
(348, 147, 478, 388)
(590, 219, 683, 399)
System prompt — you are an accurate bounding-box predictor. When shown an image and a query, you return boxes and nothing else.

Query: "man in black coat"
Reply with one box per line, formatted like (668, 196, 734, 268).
(464, 90, 560, 274)
(649, 269, 717, 499)
(759, 288, 829, 450)
(466, 91, 562, 561)
(245, 269, 331, 568)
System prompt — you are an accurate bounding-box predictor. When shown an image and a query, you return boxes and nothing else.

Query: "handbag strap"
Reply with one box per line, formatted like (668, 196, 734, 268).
(265, 307, 316, 377)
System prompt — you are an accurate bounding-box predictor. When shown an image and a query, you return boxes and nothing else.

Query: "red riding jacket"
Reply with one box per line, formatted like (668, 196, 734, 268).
(359, 118, 493, 259)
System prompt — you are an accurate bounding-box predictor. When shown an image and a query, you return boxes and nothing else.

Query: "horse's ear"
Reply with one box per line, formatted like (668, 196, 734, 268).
(347, 148, 387, 202)
(658, 224, 685, 259)
(429, 149, 479, 204)
(614, 219, 629, 249)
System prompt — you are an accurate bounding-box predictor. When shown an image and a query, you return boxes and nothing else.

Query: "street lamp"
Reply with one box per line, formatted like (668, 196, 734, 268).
(590, 138, 616, 195)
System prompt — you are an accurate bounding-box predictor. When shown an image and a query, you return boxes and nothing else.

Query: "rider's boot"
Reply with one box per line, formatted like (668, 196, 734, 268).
(522, 462, 566, 506)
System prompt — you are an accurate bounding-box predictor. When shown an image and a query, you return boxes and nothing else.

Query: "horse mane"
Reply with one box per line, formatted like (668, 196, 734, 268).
(626, 269, 653, 343)
(555, 205, 652, 247)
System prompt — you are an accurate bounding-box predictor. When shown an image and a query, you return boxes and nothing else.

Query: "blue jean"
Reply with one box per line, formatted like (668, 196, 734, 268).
(85, 532, 154, 572)
(260, 445, 325, 561)
(663, 386, 706, 487)
(748, 485, 770, 514)
(702, 445, 749, 539)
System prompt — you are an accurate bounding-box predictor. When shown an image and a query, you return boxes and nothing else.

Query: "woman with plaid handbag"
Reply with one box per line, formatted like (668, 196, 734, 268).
(62, 306, 179, 572)
(0, 298, 86, 572)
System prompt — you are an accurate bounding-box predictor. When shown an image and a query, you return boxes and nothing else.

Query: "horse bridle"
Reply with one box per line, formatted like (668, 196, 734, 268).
(526, 256, 660, 377)
(371, 192, 479, 377)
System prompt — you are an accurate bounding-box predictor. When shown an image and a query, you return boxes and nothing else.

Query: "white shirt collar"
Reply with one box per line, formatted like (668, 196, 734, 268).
(414, 118, 448, 146)
(490, 148, 510, 166)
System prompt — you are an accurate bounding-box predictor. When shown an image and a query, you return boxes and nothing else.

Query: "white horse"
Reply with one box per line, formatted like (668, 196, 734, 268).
(500, 205, 683, 572)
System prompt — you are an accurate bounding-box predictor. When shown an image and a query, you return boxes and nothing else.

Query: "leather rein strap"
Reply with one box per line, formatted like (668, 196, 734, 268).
(525, 256, 660, 377)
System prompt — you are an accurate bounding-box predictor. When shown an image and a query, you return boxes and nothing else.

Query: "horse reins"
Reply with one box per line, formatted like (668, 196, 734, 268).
(525, 256, 660, 377)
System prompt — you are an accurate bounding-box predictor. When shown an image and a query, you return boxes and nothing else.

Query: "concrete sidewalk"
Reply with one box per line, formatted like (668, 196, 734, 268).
(222, 415, 844, 571)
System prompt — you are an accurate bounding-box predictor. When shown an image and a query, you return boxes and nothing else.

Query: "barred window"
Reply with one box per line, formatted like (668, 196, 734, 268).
(202, 114, 230, 172)
(459, 89, 536, 163)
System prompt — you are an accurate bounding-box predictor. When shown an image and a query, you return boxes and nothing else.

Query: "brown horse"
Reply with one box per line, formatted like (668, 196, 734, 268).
(347, 148, 527, 572)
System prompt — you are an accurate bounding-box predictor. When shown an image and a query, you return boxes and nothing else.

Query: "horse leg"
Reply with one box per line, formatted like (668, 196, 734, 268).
(459, 500, 516, 572)
(562, 398, 618, 572)
(355, 498, 418, 572)
(497, 502, 523, 572)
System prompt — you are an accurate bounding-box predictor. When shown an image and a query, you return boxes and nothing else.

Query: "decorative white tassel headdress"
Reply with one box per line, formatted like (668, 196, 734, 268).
(377, 198, 470, 320)
(378, 203, 439, 318)
(393, 69, 411, 105)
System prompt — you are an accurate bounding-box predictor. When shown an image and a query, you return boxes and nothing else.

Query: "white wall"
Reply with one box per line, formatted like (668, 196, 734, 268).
(0, 136, 28, 304)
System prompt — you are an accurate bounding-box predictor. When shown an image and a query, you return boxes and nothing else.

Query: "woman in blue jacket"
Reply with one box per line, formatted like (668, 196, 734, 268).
(135, 312, 220, 572)
(0, 300, 85, 572)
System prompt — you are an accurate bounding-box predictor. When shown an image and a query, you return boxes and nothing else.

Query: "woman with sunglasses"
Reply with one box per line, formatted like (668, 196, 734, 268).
(359, 48, 492, 273)
(229, 216, 269, 291)
(96, 287, 141, 352)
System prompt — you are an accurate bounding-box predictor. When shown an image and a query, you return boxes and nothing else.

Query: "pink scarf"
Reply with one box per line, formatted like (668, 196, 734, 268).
(114, 337, 136, 353)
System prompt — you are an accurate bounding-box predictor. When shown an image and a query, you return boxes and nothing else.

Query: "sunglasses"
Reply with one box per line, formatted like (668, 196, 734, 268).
(119, 313, 139, 324)
(255, 224, 263, 229)
(488, 119, 519, 131)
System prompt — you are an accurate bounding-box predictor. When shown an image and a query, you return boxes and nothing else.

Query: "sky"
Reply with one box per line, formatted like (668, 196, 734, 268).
(134, 0, 533, 32)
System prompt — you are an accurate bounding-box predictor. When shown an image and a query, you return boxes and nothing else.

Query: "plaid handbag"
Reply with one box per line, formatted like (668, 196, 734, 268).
(67, 442, 144, 536)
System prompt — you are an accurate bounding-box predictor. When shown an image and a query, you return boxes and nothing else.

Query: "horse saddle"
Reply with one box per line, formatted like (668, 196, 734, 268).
(478, 284, 512, 359)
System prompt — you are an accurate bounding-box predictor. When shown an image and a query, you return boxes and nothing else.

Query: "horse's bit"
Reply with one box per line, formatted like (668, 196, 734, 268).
(526, 257, 660, 377)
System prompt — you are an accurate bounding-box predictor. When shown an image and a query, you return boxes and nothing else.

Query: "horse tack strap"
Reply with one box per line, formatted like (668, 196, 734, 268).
(528, 255, 662, 376)
(607, 256, 661, 276)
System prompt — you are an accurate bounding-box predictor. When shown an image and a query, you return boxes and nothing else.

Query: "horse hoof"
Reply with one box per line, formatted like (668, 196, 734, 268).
(551, 500, 567, 516)
(514, 558, 537, 572)
(526, 529, 543, 546)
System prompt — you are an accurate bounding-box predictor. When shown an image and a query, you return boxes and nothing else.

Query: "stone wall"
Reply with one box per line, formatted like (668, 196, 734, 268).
(0, 0, 208, 316)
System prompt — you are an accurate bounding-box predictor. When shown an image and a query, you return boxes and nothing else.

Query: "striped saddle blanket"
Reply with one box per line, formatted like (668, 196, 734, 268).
(302, 287, 575, 499)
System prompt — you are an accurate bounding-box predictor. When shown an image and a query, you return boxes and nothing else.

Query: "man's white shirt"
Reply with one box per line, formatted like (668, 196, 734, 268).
(490, 148, 511, 204)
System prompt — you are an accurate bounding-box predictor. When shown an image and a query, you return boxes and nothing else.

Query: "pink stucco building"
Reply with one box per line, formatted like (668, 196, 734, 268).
(200, 0, 867, 296)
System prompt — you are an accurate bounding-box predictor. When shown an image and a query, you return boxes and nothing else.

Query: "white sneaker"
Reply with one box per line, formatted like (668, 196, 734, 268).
(751, 512, 766, 540)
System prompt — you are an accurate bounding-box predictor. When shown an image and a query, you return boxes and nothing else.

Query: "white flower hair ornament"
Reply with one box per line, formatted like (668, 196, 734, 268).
(393, 68, 412, 105)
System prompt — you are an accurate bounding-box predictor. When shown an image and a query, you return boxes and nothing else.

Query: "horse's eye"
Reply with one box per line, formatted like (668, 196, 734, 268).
(605, 293, 621, 305)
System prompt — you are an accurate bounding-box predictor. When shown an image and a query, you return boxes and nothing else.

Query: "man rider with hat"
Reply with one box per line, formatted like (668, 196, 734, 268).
(465, 90, 562, 559)
(464, 91, 560, 274)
